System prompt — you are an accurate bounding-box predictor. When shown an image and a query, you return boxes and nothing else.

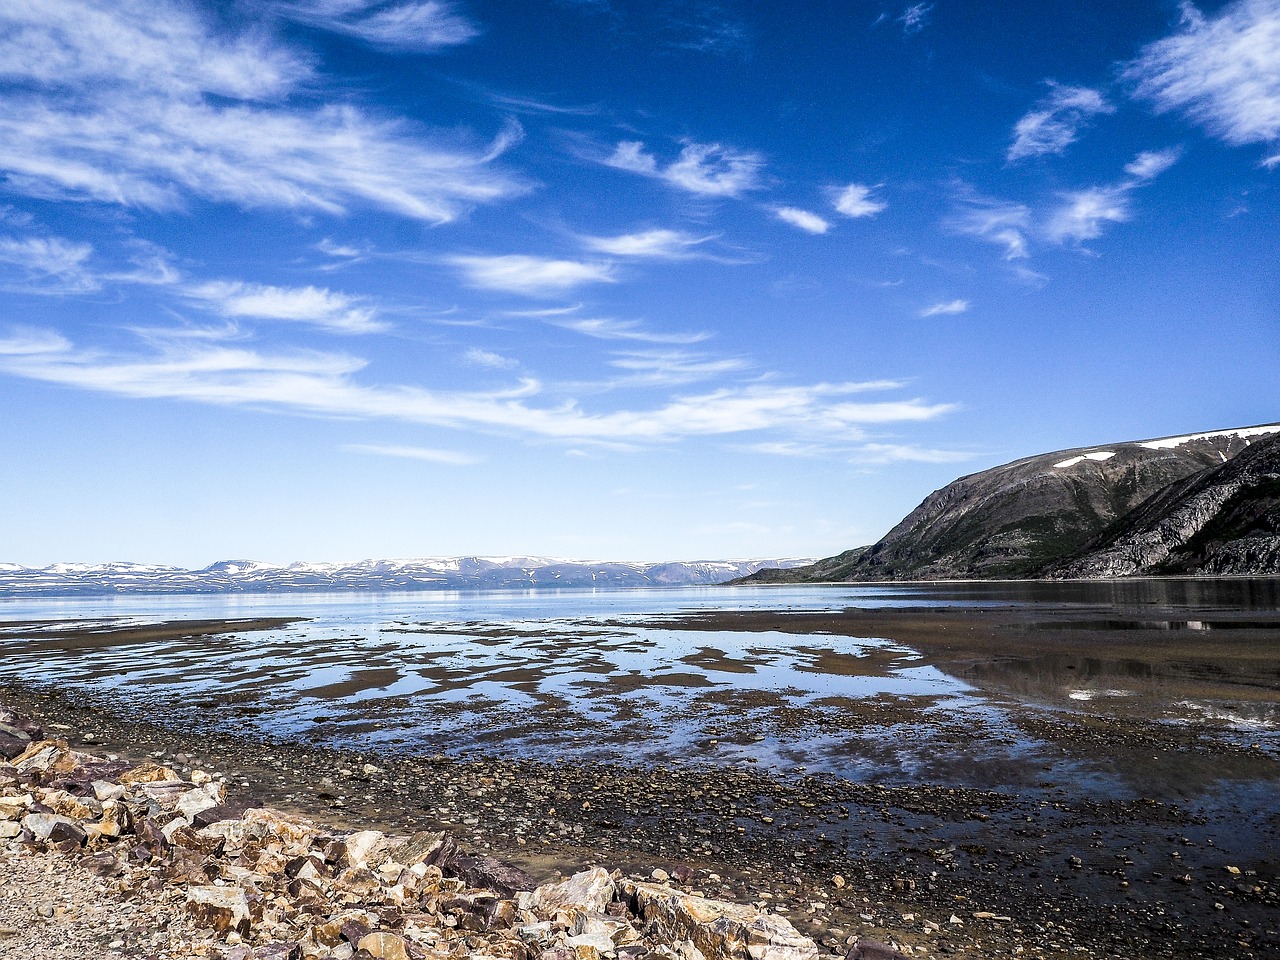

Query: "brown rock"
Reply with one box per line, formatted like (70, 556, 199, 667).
(11, 740, 73, 776)
(21, 812, 86, 845)
(119, 761, 182, 784)
(620, 880, 818, 960)
(845, 941, 911, 960)
(186, 885, 253, 938)
(357, 931, 411, 960)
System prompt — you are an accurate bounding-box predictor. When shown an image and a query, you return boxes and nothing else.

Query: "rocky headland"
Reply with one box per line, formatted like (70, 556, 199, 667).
(739, 424, 1280, 583)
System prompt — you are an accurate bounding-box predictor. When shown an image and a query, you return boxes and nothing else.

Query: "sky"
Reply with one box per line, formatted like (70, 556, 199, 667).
(0, 0, 1277, 567)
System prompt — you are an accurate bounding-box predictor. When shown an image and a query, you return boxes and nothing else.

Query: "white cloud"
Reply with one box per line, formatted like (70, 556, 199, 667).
(1124, 146, 1183, 180)
(552, 318, 710, 344)
(0, 1, 518, 222)
(182, 281, 385, 334)
(832, 183, 887, 218)
(773, 207, 830, 234)
(448, 254, 616, 296)
(899, 3, 933, 34)
(0, 235, 97, 293)
(1008, 83, 1114, 162)
(278, 1, 480, 51)
(1044, 186, 1131, 245)
(341, 443, 480, 465)
(1125, 0, 1280, 149)
(849, 443, 975, 464)
(581, 229, 716, 258)
(463, 347, 518, 369)
(919, 299, 969, 317)
(603, 140, 763, 196)
(0, 328, 956, 444)
(606, 350, 749, 385)
(950, 196, 1032, 259)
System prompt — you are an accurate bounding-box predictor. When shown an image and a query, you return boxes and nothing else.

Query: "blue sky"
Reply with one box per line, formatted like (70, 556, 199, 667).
(0, 0, 1277, 566)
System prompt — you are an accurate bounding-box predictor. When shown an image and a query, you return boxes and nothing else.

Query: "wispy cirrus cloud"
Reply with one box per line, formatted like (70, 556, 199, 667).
(1045, 147, 1182, 246)
(182, 281, 386, 334)
(463, 347, 519, 369)
(581, 228, 717, 259)
(603, 140, 764, 197)
(919, 299, 969, 317)
(0, 0, 519, 222)
(0, 327, 956, 444)
(606, 350, 749, 386)
(899, 3, 933, 34)
(948, 194, 1032, 259)
(772, 207, 830, 234)
(952, 147, 1181, 256)
(276, 1, 480, 51)
(1007, 82, 1114, 162)
(552, 318, 711, 344)
(447, 254, 617, 296)
(0, 235, 97, 294)
(832, 183, 887, 218)
(1124, 0, 1280, 153)
(341, 443, 480, 465)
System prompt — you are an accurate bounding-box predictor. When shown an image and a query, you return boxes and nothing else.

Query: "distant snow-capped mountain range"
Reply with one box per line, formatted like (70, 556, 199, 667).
(0, 556, 816, 596)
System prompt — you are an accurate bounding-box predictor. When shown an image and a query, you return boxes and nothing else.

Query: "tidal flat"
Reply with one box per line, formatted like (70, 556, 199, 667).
(1, 581, 1278, 958)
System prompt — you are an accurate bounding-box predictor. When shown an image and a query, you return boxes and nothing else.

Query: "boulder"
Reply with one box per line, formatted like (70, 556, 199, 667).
(186, 885, 253, 938)
(357, 931, 411, 960)
(11, 740, 73, 775)
(620, 881, 818, 960)
(21, 812, 87, 845)
(119, 761, 182, 784)
(520, 869, 616, 918)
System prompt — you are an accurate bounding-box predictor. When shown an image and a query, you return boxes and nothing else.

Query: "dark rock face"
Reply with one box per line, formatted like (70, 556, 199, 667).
(1046, 430, 1280, 579)
(739, 424, 1280, 583)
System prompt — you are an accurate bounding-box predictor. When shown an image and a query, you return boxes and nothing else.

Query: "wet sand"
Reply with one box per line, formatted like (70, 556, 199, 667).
(2, 603, 1279, 958)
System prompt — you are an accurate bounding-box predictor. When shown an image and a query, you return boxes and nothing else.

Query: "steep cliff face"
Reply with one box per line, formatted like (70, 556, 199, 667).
(1047, 432, 1280, 578)
(737, 424, 1280, 583)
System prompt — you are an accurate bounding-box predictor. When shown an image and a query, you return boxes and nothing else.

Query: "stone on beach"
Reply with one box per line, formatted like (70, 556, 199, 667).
(620, 880, 818, 960)
(186, 885, 254, 938)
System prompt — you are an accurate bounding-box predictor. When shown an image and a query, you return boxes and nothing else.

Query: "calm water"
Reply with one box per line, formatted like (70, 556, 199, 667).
(1, 580, 1277, 786)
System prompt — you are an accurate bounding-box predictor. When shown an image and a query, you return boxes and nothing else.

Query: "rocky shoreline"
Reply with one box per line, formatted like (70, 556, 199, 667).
(2, 673, 1278, 960)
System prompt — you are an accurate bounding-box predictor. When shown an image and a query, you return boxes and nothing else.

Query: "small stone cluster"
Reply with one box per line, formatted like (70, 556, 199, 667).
(0, 705, 894, 960)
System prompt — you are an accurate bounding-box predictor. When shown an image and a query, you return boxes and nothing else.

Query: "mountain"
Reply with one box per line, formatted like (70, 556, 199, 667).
(0, 556, 814, 597)
(1045, 430, 1280, 578)
(738, 423, 1280, 583)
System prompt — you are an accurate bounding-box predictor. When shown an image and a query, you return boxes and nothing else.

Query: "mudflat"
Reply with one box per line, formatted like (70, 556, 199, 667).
(1, 598, 1278, 959)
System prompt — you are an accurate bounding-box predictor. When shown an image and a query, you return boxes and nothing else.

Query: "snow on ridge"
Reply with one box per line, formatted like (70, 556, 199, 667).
(1053, 451, 1117, 469)
(1138, 424, 1280, 451)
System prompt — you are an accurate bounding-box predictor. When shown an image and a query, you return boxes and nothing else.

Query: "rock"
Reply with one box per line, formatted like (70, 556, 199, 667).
(0, 728, 31, 761)
(845, 941, 911, 960)
(0, 822, 20, 839)
(390, 830, 445, 867)
(186, 885, 253, 938)
(21, 812, 87, 845)
(92, 780, 126, 802)
(119, 761, 182, 784)
(620, 880, 818, 960)
(521, 868, 617, 918)
(651, 868, 670, 883)
(338, 829, 387, 869)
(175, 784, 223, 821)
(564, 931, 616, 959)
(357, 931, 411, 960)
(11, 740, 73, 775)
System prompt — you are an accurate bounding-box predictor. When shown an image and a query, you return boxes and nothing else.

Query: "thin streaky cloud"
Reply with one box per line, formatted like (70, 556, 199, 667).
(553, 318, 711, 344)
(832, 183, 887, 218)
(949, 194, 1032, 259)
(1124, 146, 1183, 180)
(603, 140, 764, 197)
(275, 1, 480, 51)
(447, 254, 617, 296)
(341, 443, 481, 465)
(0, 1, 520, 223)
(919, 299, 969, 317)
(1007, 82, 1114, 162)
(773, 207, 830, 234)
(899, 2, 933, 34)
(849, 442, 975, 464)
(1124, 0, 1280, 149)
(182, 281, 387, 334)
(581, 228, 717, 258)
(1044, 186, 1131, 245)
(606, 350, 750, 386)
(0, 235, 98, 294)
(463, 347, 518, 369)
(0, 329, 956, 444)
